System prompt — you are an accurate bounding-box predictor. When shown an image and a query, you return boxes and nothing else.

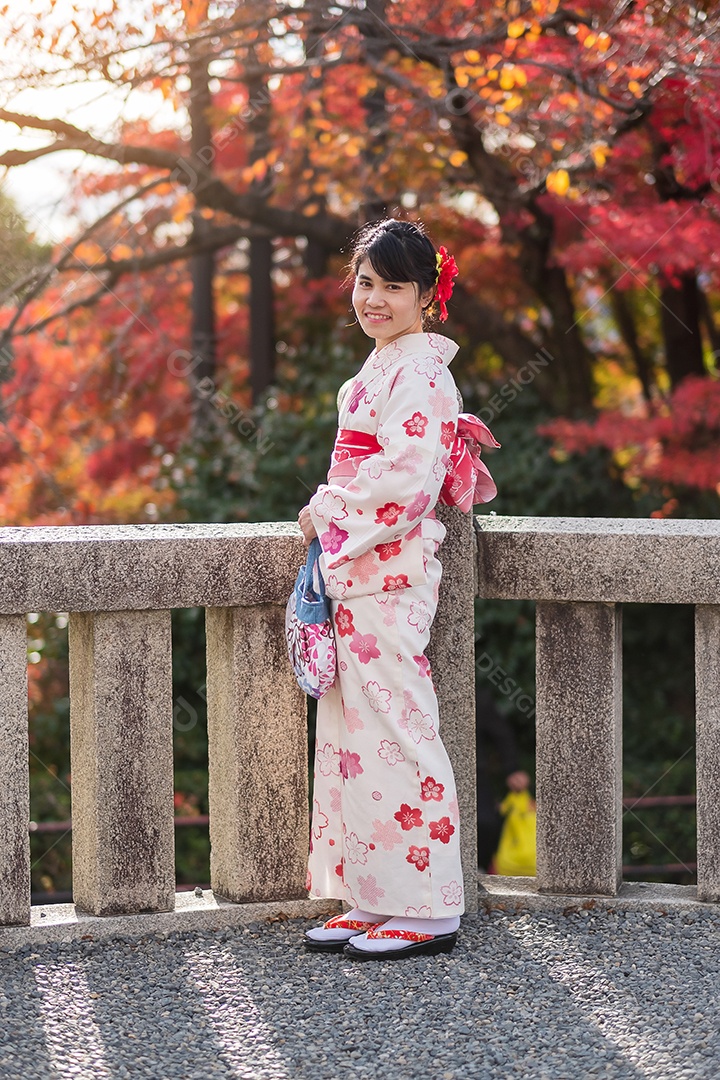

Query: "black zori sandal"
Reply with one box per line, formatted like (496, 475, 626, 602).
(343, 928, 458, 961)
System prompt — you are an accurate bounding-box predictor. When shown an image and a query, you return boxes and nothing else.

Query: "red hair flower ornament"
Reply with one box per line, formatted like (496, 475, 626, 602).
(434, 246, 459, 322)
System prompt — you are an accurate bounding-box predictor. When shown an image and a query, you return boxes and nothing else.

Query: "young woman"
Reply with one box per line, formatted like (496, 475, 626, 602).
(298, 218, 498, 960)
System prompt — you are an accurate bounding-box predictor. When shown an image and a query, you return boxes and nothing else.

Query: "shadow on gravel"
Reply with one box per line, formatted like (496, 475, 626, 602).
(217, 915, 651, 1080)
(5, 908, 720, 1079)
(0, 950, 56, 1078)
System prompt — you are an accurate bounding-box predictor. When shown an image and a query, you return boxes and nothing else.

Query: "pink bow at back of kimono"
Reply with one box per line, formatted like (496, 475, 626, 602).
(439, 413, 500, 512)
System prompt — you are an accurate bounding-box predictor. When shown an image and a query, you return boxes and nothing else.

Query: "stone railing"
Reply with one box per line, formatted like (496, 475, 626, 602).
(1, 514, 717, 928)
(0, 513, 476, 927)
(476, 515, 720, 904)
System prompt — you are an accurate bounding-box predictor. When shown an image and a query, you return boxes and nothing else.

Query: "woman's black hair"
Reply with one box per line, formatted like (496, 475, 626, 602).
(348, 219, 438, 315)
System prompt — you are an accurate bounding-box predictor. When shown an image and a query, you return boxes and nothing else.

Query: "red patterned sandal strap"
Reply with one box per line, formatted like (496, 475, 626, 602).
(365, 928, 434, 943)
(324, 915, 382, 932)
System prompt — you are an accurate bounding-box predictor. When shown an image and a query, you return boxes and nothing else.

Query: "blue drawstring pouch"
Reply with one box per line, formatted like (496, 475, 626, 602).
(285, 538, 337, 698)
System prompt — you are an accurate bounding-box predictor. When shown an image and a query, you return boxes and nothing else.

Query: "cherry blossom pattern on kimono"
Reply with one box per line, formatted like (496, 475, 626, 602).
(308, 334, 459, 597)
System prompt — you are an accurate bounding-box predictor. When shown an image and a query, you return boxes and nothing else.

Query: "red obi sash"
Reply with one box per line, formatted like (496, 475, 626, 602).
(332, 429, 382, 463)
(331, 415, 499, 512)
(442, 413, 500, 511)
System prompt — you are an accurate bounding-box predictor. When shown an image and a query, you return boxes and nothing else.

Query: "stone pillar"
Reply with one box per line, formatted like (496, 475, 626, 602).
(429, 506, 477, 912)
(0, 615, 30, 926)
(535, 601, 622, 896)
(69, 610, 175, 916)
(206, 604, 308, 902)
(696, 605, 720, 902)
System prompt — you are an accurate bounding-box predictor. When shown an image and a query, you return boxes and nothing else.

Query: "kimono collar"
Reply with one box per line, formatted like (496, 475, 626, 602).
(370, 332, 459, 373)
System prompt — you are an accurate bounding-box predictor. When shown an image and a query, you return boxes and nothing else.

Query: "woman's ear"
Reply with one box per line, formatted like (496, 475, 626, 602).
(421, 286, 435, 310)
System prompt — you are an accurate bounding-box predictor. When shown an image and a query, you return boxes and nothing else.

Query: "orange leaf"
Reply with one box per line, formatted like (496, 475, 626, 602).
(182, 0, 208, 30)
(591, 144, 610, 168)
(546, 169, 570, 195)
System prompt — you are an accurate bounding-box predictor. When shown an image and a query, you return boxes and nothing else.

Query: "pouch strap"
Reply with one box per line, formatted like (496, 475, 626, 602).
(304, 537, 327, 600)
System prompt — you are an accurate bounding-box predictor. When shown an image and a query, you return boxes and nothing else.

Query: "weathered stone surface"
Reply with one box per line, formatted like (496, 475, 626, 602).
(206, 604, 308, 903)
(69, 610, 175, 916)
(480, 874, 714, 914)
(0, 523, 304, 613)
(0, 615, 30, 926)
(428, 505, 478, 913)
(696, 605, 720, 902)
(476, 515, 720, 604)
(535, 601, 622, 896)
(0, 893, 341, 952)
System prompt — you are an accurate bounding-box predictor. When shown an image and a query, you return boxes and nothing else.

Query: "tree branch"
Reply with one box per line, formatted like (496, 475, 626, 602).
(8, 221, 282, 338)
(0, 110, 352, 249)
(0, 175, 170, 349)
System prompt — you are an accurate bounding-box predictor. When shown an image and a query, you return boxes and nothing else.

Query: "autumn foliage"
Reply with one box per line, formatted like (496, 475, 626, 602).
(1, 0, 720, 527)
(540, 376, 720, 507)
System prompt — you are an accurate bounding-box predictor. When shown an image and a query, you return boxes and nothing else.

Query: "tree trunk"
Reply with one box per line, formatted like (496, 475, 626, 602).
(449, 107, 595, 416)
(188, 49, 218, 439)
(249, 235, 275, 401)
(302, 0, 330, 279)
(517, 230, 596, 416)
(359, 0, 389, 224)
(659, 273, 705, 386)
(0, 339, 13, 425)
(246, 58, 275, 403)
(652, 140, 707, 388)
(538, 268, 596, 415)
(608, 285, 655, 404)
(450, 282, 558, 409)
(698, 286, 720, 365)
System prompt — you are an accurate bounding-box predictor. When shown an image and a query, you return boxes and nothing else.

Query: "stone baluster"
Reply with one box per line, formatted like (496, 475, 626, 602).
(68, 610, 175, 916)
(0, 614, 30, 926)
(695, 604, 720, 902)
(535, 601, 622, 896)
(429, 505, 478, 913)
(205, 604, 308, 903)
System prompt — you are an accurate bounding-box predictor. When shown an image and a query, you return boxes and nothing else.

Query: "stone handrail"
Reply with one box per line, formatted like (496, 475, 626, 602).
(476, 515, 720, 904)
(0, 514, 717, 928)
(0, 513, 477, 926)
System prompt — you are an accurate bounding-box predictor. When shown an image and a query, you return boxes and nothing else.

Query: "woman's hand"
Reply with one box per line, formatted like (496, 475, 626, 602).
(298, 505, 318, 547)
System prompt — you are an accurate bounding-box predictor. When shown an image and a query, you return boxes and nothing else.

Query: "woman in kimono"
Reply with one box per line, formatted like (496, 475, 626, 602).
(298, 218, 498, 960)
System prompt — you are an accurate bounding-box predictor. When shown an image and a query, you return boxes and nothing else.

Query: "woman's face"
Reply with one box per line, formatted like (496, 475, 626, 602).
(352, 259, 432, 350)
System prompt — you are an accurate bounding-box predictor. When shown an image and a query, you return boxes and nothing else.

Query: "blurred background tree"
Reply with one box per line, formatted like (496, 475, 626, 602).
(0, 0, 716, 893)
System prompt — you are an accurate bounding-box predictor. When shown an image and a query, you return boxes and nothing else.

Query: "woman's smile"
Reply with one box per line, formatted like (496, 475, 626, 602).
(352, 258, 431, 349)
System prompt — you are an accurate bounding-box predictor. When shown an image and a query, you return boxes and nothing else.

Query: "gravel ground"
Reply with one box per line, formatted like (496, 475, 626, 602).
(0, 906, 718, 1080)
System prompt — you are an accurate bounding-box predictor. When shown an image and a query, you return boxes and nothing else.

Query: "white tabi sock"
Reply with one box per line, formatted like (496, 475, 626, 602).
(305, 907, 390, 943)
(349, 915, 461, 953)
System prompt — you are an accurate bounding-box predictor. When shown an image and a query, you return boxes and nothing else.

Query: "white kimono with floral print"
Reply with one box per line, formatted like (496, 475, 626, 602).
(306, 331, 465, 918)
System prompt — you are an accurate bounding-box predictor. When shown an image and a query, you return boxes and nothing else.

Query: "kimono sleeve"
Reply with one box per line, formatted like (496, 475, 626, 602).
(309, 363, 459, 569)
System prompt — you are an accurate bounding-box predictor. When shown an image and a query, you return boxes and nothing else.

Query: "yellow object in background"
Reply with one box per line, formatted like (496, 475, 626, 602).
(493, 789, 537, 877)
